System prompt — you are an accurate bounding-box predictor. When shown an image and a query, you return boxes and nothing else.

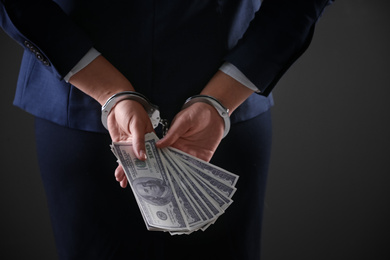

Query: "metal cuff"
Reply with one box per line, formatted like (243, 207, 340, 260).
(182, 95, 230, 138)
(101, 91, 160, 130)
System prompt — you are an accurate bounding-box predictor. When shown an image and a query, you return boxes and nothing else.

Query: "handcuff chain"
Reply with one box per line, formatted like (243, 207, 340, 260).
(159, 119, 169, 137)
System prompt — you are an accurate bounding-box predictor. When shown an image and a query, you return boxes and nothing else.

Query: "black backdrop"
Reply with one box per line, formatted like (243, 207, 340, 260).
(1, 1, 389, 259)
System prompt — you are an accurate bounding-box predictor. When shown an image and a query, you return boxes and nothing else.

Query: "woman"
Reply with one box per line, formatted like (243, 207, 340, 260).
(0, 0, 333, 259)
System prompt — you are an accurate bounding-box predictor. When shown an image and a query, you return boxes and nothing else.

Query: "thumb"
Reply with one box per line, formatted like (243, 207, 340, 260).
(156, 129, 179, 149)
(131, 128, 148, 161)
(156, 120, 188, 148)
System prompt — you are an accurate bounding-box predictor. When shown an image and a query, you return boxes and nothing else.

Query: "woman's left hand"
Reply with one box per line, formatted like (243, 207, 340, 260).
(156, 101, 225, 162)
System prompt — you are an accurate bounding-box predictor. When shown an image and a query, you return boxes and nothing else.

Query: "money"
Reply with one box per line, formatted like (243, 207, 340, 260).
(111, 132, 239, 235)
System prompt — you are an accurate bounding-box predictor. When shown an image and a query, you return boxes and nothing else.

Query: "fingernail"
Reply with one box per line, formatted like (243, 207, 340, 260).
(140, 150, 147, 160)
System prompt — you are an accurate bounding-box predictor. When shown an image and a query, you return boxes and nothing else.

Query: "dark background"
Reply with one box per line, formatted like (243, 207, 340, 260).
(1, 1, 389, 259)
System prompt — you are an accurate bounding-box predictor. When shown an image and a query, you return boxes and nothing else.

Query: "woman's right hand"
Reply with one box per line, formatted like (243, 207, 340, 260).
(69, 55, 154, 161)
(107, 99, 154, 160)
(109, 99, 154, 189)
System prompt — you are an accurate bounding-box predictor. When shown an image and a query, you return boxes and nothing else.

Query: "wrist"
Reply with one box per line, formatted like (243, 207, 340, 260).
(68, 56, 135, 105)
(101, 91, 161, 130)
(200, 70, 254, 114)
(182, 95, 230, 138)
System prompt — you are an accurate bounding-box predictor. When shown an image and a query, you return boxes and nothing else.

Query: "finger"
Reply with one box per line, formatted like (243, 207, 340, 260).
(114, 165, 125, 180)
(114, 165, 128, 188)
(155, 130, 179, 148)
(120, 178, 128, 188)
(170, 141, 213, 162)
(131, 126, 148, 161)
(156, 118, 189, 148)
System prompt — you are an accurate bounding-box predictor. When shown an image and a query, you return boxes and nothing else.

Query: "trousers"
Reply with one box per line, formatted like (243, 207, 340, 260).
(34, 109, 272, 260)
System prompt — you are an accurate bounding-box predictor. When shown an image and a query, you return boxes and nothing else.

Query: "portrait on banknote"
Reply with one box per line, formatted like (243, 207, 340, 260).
(133, 177, 172, 206)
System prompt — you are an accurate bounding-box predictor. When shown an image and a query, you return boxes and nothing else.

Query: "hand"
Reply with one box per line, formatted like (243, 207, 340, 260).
(68, 55, 153, 162)
(108, 99, 154, 158)
(114, 102, 225, 188)
(109, 99, 155, 188)
(68, 55, 157, 187)
(155, 70, 255, 163)
(156, 102, 225, 162)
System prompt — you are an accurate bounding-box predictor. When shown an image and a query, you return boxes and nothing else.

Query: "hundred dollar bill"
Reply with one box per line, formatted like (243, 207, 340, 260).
(162, 148, 221, 222)
(111, 132, 239, 235)
(112, 136, 188, 232)
(168, 147, 239, 187)
(164, 160, 204, 231)
(180, 162, 232, 210)
(163, 149, 221, 235)
(182, 160, 237, 199)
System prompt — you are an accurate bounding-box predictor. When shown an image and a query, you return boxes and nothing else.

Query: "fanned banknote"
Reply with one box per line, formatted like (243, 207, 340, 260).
(111, 132, 239, 235)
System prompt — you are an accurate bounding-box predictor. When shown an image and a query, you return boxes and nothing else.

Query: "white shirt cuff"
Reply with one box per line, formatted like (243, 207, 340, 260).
(64, 47, 101, 82)
(219, 62, 260, 93)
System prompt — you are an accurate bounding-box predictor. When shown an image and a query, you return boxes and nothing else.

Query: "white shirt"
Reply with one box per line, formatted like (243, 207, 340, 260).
(64, 47, 260, 93)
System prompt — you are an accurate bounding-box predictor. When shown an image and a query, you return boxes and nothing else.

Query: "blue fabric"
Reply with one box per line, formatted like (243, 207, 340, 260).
(1, 1, 334, 258)
(34, 110, 272, 260)
(0, 0, 332, 133)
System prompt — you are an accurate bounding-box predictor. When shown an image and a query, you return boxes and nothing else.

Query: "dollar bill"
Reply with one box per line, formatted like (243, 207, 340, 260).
(111, 132, 239, 234)
(168, 147, 239, 187)
(162, 148, 222, 220)
(112, 138, 188, 232)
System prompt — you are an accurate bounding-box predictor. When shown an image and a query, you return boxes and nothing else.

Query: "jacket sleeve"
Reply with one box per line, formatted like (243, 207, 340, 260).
(224, 0, 334, 96)
(0, 0, 93, 79)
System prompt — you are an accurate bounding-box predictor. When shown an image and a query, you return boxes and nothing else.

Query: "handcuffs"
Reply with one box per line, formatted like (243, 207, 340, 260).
(182, 95, 230, 138)
(101, 91, 230, 138)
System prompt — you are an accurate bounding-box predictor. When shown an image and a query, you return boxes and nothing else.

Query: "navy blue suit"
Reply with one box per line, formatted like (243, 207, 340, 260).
(1, 0, 333, 259)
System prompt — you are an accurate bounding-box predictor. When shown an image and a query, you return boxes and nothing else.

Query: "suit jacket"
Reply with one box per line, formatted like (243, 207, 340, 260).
(0, 0, 333, 133)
